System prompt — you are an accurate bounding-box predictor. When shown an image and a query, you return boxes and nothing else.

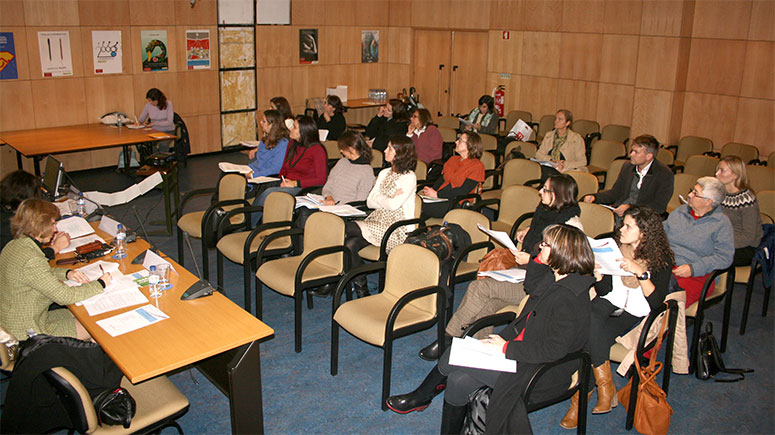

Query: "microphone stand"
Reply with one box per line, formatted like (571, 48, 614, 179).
(130, 205, 161, 264)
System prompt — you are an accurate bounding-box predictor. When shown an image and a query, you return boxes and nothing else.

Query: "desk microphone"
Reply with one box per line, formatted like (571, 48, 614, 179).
(180, 232, 214, 300)
(130, 205, 161, 264)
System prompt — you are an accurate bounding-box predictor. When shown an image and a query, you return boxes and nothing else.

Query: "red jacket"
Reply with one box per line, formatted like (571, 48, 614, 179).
(279, 143, 328, 188)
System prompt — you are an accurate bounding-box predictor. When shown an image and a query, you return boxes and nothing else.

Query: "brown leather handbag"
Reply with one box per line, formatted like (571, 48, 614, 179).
(476, 248, 518, 278)
(617, 304, 673, 435)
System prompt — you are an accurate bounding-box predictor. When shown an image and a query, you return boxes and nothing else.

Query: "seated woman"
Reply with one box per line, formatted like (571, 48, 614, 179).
(408, 108, 443, 164)
(136, 87, 175, 152)
(420, 131, 485, 219)
(561, 205, 673, 429)
(536, 109, 587, 173)
(0, 199, 112, 340)
(365, 99, 410, 152)
(418, 174, 583, 360)
(343, 136, 417, 297)
(316, 95, 346, 141)
(715, 155, 763, 266)
(270, 96, 295, 129)
(464, 95, 497, 135)
(1, 170, 64, 253)
(387, 224, 596, 434)
(248, 109, 290, 177)
(322, 131, 376, 205)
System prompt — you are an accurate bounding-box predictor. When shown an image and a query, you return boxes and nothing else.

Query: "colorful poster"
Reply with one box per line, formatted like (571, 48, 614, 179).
(299, 29, 318, 64)
(141, 30, 168, 72)
(38, 31, 73, 77)
(0, 32, 18, 80)
(361, 30, 379, 63)
(186, 30, 210, 70)
(92, 30, 122, 74)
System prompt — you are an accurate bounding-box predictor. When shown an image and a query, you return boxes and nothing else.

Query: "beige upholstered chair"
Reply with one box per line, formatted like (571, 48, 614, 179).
(445, 210, 495, 317)
(488, 185, 541, 243)
(683, 154, 719, 177)
(667, 173, 697, 213)
(671, 136, 713, 169)
(586, 140, 626, 179)
(536, 114, 555, 142)
(578, 202, 614, 238)
(438, 126, 458, 144)
(656, 147, 675, 167)
(215, 191, 295, 314)
(504, 141, 537, 159)
(571, 119, 600, 146)
(256, 212, 348, 352)
(685, 268, 735, 372)
(720, 142, 758, 164)
(481, 151, 498, 190)
(436, 116, 459, 130)
(176, 173, 250, 280)
(566, 170, 599, 201)
(44, 367, 189, 434)
(331, 244, 444, 409)
(604, 159, 627, 191)
(371, 149, 384, 173)
(323, 140, 341, 160)
(480, 159, 542, 209)
(599, 124, 630, 145)
(500, 110, 533, 135)
(746, 164, 775, 193)
(480, 133, 498, 154)
(415, 159, 427, 182)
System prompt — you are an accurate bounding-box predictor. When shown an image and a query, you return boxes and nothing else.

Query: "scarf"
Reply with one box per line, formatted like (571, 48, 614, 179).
(550, 130, 568, 161)
(619, 243, 648, 288)
(438, 156, 485, 190)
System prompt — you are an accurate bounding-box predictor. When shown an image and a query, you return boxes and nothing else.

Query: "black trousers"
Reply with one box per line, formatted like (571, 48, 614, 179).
(587, 297, 642, 366)
(344, 221, 371, 283)
(733, 246, 757, 267)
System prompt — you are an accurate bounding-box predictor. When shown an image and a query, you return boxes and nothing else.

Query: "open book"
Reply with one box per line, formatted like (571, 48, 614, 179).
(218, 162, 252, 174)
(449, 336, 517, 373)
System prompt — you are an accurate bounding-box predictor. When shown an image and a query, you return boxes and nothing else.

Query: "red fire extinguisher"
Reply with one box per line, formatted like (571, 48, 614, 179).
(492, 85, 505, 118)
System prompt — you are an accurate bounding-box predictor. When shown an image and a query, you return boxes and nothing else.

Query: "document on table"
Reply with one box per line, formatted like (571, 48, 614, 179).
(96, 305, 169, 337)
(84, 172, 162, 206)
(65, 260, 120, 286)
(319, 204, 367, 217)
(477, 268, 527, 283)
(588, 237, 633, 276)
(59, 234, 106, 254)
(449, 336, 517, 373)
(81, 282, 148, 317)
(56, 216, 95, 238)
(218, 162, 252, 174)
(248, 176, 280, 184)
(98, 214, 120, 237)
(477, 223, 517, 251)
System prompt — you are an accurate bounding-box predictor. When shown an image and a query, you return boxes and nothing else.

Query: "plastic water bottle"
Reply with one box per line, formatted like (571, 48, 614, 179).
(114, 223, 127, 259)
(76, 193, 86, 217)
(148, 265, 161, 298)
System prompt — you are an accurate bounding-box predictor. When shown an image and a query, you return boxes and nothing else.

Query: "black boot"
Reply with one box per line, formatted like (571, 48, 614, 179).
(440, 400, 467, 434)
(310, 283, 334, 297)
(386, 366, 447, 414)
(353, 278, 370, 298)
(419, 334, 454, 361)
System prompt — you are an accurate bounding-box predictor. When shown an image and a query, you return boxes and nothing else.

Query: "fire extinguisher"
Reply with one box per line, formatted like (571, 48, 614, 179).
(492, 85, 505, 118)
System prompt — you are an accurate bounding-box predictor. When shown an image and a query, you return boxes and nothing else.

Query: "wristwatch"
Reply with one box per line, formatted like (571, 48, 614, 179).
(637, 271, 651, 281)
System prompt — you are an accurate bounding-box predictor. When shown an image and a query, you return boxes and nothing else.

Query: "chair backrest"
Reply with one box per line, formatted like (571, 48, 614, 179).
(537, 114, 555, 141)
(443, 209, 491, 263)
(757, 190, 775, 223)
(588, 140, 626, 171)
(505, 141, 537, 159)
(578, 202, 614, 238)
(44, 367, 99, 433)
(496, 185, 541, 230)
(746, 165, 775, 193)
(683, 154, 719, 177)
(414, 194, 423, 219)
(656, 147, 674, 166)
(436, 116, 459, 130)
(566, 170, 599, 200)
(479, 134, 498, 152)
(480, 152, 496, 190)
(502, 110, 532, 135)
(263, 191, 295, 247)
(720, 142, 758, 164)
(667, 173, 697, 213)
(323, 140, 341, 160)
(383, 244, 441, 314)
(218, 173, 248, 225)
(604, 159, 627, 191)
(768, 151, 775, 168)
(600, 124, 630, 144)
(571, 119, 600, 139)
(438, 126, 458, 143)
(415, 159, 428, 182)
(501, 159, 542, 188)
(372, 149, 384, 169)
(303, 211, 345, 270)
(676, 136, 713, 163)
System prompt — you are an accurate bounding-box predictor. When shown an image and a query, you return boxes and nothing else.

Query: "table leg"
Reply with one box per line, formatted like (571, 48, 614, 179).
(16, 150, 23, 171)
(33, 155, 41, 176)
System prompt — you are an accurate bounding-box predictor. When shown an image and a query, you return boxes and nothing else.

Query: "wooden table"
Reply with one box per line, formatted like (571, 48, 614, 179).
(343, 98, 382, 127)
(58, 226, 274, 433)
(1, 123, 175, 175)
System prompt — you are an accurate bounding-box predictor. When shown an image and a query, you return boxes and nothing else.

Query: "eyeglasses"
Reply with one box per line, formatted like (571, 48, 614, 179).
(688, 188, 708, 200)
(539, 241, 550, 249)
(540, 186, 553, 193)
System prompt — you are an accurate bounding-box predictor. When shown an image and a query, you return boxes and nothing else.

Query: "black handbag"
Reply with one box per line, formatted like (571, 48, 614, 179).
(463, 386, 492, 435)
(93, 387, 136, 428)
(405, 223, 470, 261)
(695, 322, 753, 382)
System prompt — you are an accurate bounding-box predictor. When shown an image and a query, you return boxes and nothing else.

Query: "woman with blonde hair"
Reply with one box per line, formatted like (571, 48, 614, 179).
(715, 155, 763, 266)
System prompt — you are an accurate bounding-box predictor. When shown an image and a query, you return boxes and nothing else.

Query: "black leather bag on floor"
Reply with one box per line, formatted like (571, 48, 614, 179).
(696, 322, 753, 382)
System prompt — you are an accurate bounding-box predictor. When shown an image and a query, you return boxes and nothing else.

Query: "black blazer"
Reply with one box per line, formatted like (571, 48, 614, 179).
(365, 116, 409, 152)
(593, 159, 674, 215)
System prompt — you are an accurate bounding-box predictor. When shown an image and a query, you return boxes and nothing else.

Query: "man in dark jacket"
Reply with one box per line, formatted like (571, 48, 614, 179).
(584, 134, 674, 217)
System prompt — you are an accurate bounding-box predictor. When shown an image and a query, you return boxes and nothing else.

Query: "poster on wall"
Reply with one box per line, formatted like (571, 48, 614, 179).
(141, 30, 168, 72)
(37, 31, 73, 77)
(299, 29, 318, 64)
(92, 30, 122, 74)
(186, 30, 211, 70)
(361, 30, 379, 63)
(0, 32, 18, 80)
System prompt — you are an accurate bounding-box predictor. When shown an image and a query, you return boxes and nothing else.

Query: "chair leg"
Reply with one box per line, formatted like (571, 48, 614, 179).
(306, 289, 314, 310)
(382, 337, 393, 411)
(177, 228, 185, 268)
(255, 278, 263, 319)
(295, 290, 303, 353)
(244, 261, 252, 314)
(331, 321, 339, 375)
(216, 251, 224, 291)
(721, 284, 733, 352)
(763, 283, 772, 317)
(625, 368, 640, 430)
(740, 264, 758, 335)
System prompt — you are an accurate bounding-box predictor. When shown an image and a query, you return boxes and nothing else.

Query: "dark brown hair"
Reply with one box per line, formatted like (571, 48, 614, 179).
(270, 96, 293, 120)
(285, 115, 320, 163)
(11, 198, 60, 240)
(261, 109, 289, 150)
(1, 170, 42, 212)
(389, 99, 409, 122)
(620, 206, 675, 271)
(325, 95, 344, 114)
(388, 135, 417, 174)
(542, 224, 595, 275)
(415, 108, 432, 127)
(145, 88, 167, 110)
(337, 130, 372, 163)
(557, 109, 573, 125)
(631, 134, 659, 157)
(545, 174, 579, 210)
(460, 132, 483, 160)
(478, 95, 495, 112)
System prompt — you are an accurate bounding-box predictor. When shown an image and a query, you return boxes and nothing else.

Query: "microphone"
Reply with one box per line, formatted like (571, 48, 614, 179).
(179, 232, 214, 301)
(130, 205, 161, 264)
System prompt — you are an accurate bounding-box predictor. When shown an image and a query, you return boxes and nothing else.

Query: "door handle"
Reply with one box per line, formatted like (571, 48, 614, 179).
(452, 65, 459, 71)
(439, 64, 445, 70)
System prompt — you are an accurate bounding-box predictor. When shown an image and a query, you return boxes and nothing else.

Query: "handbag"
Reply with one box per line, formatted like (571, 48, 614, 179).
(617, 303, 673, 435)
(695, 322, 753, 382)
(405, 223, 469, 261)
(93, 387, 137, 428)
(463, 386, 492, 435)
(476, 248, 518, 277)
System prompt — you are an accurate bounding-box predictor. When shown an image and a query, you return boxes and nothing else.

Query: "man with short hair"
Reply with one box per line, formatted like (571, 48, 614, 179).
(584, 134, 674, 217)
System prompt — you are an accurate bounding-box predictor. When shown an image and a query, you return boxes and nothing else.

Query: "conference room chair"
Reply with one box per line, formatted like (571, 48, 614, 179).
(171, 112, 190, 167)
(668, 135, 713, 170)
(415, 159, 428, 184)
(585, 140, 626, 183)
(461, 308, 592, 435)
(255, 211, 348, 352)
(682, 154, 719, 177)
(331, 243, 444, 409)
(746, 164, 775, 193)
(570, 119, 600, 152)
(666, 173, 697, 213)
(536, 114, 555, 142)
(656, 147, 675, 168)
(480, 159, 542, 210)
(717, 142, 759, 164)
(483, 185, 541, 239)
(479, 133, 499, 162)
(372, 149, 384, 174)
(738, 190, 774, 335)
(44, 367, 189, 434)
(504, 141, 537, 159)
(215, 191, 295, 314)
(578, 202, 614, 239)
(500, 110, 533, 135)
(176, 172, 251, 281)
(436, 116, 460, 130)
(481, 151, 498, 191)
(596, 124, 630, 146)
(685, 267, 735, 374)
(603, 159, 627, 191)
(566, 170, 599, 201)
(323, 140, 341, 169)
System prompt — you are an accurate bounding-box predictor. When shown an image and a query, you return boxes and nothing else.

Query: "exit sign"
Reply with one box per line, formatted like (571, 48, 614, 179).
(502, 31, 510, 40)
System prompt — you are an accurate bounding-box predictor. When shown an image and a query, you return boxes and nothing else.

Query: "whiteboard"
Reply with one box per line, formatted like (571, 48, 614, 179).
(218, 0, 253, 24)
(256, 0, 290, 25)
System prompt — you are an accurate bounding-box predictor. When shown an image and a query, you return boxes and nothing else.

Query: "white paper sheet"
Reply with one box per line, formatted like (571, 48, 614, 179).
(295, 193, 325, 209)
(218, 162, 252, 174)
(60, 234, 106, 254)
(318, 129, 329, 142)
(449, 336, 517, 373)
(56, 216, 95, 238)
(248, 176, 280, 184)
(84, 172, 162, 207)
(141, 249, 176, 275)
(477, 268, 527, 283)
(477, 223, 517, 250)
(96, 305, 169, 337)
(529, 158, 558, 168)
(98, 215, 121, 237)
(239, 140, 260, 147)
(318, 204, 367, 217)
(66, 260, 120, 287)
(588, 237, 633, 277)
(419, 194, 447, 203)
(82, 286, 148, 316)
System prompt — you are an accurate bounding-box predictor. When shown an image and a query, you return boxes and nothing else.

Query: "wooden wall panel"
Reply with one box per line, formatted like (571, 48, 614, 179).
(411, 0, 450, 29)
(1, 147, 36, 174)
(186, 113, 220, 154)
(291, 0, 328, 25)
(131, 72, 178, 115)
(1, 27, 31, 80)
(561, 0, 605, 33)
(83, 74, 136, 123)
(681, 92, 739, 147)
(640, 0, 685, 36)
(521, 32, 561, 78)
(221, 27, 254, 69)
(129, 1, 176, 26)
(449, 31, 488, 114)
(519, 0, 563, 32)
(80, 27, 133, 77)
(691, 0, 751, 40)
(325, 0, 357, 26)
(635, 36, 680, 90)
(486, 71, 521, 113)
(488, 0, 520, 30)
(449, 0, 490, 30)
(23, 0, 79, 26)
(685, 38, 746, 96)
(519, 75, 559, 120)
(255, 26, 296, 68)
(559, 33, 602, 82)
(26, 27, 87, 78)
(734, 98, 775, 156)
(740, 41, 774, 100)
(130, 26, 178, 73)
(30, 77, 88, 127)
(487, 30, 522, 74)
(602, 0, 642, 35)
(631, 88, 673, 143)
(385, 64, 410, 97)
(596, 83, 634, 127)
(599, 34, 638, 85)
(353, 0, 390, 26)
(748, 0, 774, 41)
(0, 1, 25, 26)
(388, 0, 411, 27)
(175, 70, 219, 116)
(0, 80, 35, 131)
(385, 27, 412, 64)
(174, 0, 217, 25)
(78, 0, 130, 26)
(556, 79, 598, 121)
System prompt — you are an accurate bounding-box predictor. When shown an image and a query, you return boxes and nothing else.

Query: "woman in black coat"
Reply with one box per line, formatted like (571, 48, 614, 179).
(365, 98, 410, 152)
(386, 224, 596, 434)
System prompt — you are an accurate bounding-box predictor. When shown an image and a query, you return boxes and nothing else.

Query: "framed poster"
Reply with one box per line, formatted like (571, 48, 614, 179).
(38, 31, 73, 77)
(186, 30, 211, 70)
(92, 30, 122, 74)
(361, 30, 379, 63)
(141, 30, 168, 71)
(0, 32, 18, 80)
(299, 29, 318, 64)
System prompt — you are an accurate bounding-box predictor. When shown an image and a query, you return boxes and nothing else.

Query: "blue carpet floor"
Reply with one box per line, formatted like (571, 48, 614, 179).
(5, 151, 772, 434)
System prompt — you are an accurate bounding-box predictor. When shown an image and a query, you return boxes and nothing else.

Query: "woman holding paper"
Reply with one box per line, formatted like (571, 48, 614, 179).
(387, 224, 595, 434)
(247, 109, 290, 177)
(463, 95, 497, 135)
(0, 199, 112, 341)
(560, 205, 673, 428)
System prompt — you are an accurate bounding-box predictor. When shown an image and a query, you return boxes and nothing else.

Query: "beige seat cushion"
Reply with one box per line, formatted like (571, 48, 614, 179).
(358, 244, 380, 262)
(177, 210, 205, 238)
(257, 255, 342, 296)
(685, 273, 727, 317)
(334, 292, 436, 346)
(455, 261, 479, 278)
(217, 227, 292, 264)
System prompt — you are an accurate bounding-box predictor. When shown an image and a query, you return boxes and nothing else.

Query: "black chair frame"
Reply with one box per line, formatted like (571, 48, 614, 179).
(740, 254, 772, 335)
(687, 267, 735, 374)
(447, 238, 496, 323)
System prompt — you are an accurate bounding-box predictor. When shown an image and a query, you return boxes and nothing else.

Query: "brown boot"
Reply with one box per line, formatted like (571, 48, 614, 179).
(592, 360, 618, 414)
(560, 390, 592, 429)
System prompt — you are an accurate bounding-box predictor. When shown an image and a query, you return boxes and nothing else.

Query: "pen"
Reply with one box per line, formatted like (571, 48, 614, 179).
(99, 264, 105, 274)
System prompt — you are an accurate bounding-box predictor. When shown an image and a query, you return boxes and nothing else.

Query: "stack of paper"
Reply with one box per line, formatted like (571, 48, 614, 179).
(56, 216, 95, 238)
(295, 193, 325, 209)
(319, 204, 367, 217)
(449, 336, 517, 372)
(477, 268, 527, 283)
(218, 162, 252, 174)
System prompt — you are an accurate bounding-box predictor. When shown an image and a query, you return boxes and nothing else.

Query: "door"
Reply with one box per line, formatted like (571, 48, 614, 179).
(448, 31, 488, 116)
(413, 30, 451, 117)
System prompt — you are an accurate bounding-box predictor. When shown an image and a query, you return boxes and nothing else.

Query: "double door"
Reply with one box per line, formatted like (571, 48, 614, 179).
(413, 30, 488, 117)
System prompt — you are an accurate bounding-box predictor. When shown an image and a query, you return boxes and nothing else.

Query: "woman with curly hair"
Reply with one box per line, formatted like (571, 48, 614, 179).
(560, 205, 674, 429)
(247, 109, 290, 177)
